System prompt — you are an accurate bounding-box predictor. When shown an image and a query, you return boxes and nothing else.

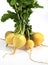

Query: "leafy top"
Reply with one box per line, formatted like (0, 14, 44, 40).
(1, 0, 43, 39)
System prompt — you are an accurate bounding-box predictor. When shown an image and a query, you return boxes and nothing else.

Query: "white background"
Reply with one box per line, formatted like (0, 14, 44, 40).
(0, 0, 48, 65)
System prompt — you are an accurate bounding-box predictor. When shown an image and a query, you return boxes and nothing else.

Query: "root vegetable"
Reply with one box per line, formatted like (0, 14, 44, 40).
(5, 32, 15, 46)
(25, 39, 34, 49)
(25, 39, 34, 60)
(31, 32, 44, 47)
(12, 34, 26, 54)
(5, 31, 14, 38)
(13, 34, 26, 48)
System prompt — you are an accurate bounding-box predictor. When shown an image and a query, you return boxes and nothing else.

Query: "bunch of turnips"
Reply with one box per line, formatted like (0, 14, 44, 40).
(1, 0, 44, 54)
(4, 31, 44, 54)
(1, 0, 48, 64)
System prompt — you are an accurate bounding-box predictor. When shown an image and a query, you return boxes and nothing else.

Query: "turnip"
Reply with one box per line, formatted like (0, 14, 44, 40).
(25, 39, 34, 49)
(31, 32, 44, 47)
(12, 34, 26, 54)
(5, 32, 15, 47)
(5, 31, 14, 38)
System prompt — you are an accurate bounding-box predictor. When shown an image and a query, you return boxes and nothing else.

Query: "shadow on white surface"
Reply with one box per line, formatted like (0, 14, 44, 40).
(0, 40, 13, 52)
(0, 40, 48, 65)
(0, 39, 28, 53)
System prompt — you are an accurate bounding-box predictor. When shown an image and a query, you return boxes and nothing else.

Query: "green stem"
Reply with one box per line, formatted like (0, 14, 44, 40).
(21, 22, 25, 34)
(15, 3, 25, 35)
(15, 5, 20, 21)
(17, 13, 25, 35)
(27, 29, 30, 39)
(15, 4, 22, 34)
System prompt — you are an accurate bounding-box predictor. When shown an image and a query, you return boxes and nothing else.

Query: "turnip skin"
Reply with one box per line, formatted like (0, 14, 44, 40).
(5, 31, 14, 38)
(31, 32, 44, 47)
(5, 32, 15, 46)
(25, 39, 34, 49)
(13, 34, 26, 48)
(11, 34, 26, 54)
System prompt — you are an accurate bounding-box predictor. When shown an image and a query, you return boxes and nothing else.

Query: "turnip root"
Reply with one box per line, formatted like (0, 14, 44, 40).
(12, 34, 26, 54)
(31, 32, 44, 47)
(5, 32, 15, 46)
(5, 31, 14, 38)
(25, 39, 34, 49)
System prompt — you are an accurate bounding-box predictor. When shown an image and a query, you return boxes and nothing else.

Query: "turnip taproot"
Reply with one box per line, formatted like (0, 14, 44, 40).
(25, 39, 34, 60)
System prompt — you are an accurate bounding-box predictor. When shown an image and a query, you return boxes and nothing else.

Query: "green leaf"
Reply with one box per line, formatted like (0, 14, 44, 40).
(21, 0, 32, 5)
(10, 0, 16, 5)
(7, 0, 15, 9)
(7, 10, 16, 19)
(1, 10, 17, 22)
(7, 10, 19, 23)
(24, 24, 32, 39)
(34, 0, 37, 3)
(1, 14, 10, 22)
(34, 2, 43, 8)
(22, 8, 32, 22)
(18, 6, 22, 12)
(7, 0, 11, 3)
(1, 0, 43, 35)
